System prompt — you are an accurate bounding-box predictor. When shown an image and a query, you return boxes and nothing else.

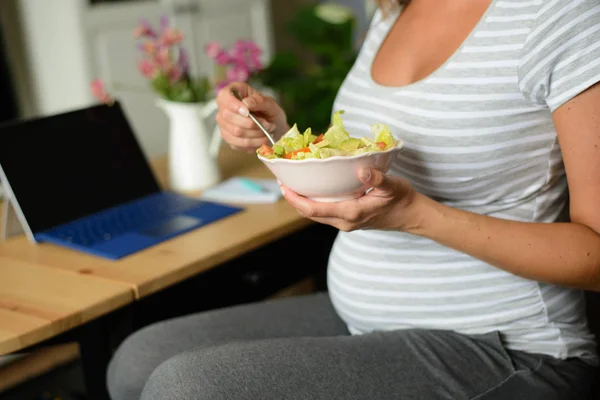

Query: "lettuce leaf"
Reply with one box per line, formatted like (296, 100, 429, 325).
(371, 123, 395, 149)
(260, 110, 399, 159)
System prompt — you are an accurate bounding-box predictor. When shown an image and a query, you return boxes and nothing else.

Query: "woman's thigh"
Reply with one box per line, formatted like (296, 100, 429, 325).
(107, 292, 348, 400)
(140, 328, 595, 400)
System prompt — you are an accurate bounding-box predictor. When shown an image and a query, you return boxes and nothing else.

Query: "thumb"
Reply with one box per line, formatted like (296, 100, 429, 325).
(359, 168, 395, 193)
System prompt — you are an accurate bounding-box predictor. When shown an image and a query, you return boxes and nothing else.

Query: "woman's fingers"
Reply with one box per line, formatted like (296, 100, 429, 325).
(219, 109, 277, 134)
(216, 83, 252, 117)
(216, 111, 270, 138)
(242, 93, 277, 116)
(215, 82, 285, 151)
(216, 83, 280, 119)
(219, 121, 270, 149)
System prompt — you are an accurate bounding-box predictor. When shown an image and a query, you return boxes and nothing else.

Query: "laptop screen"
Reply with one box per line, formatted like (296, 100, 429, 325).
(0, 102, 161, 234)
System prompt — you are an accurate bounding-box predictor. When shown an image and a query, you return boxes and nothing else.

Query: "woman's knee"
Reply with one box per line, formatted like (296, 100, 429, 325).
(140, 352, 214, 400)
(107, 323, 177, 400)
(140, 342, 262, 400)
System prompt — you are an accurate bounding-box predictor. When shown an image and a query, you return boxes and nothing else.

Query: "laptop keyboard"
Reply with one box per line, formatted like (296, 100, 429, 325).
(48, 192, 203, 246)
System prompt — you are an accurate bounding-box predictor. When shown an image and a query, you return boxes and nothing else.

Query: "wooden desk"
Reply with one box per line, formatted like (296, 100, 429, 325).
(0, 147, 311, 299)
(0, 257, 133, 356)
(0, 146, 317, 399)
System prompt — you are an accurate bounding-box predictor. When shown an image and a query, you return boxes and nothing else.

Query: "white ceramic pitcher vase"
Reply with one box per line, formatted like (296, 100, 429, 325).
(156, 99, 222, 192)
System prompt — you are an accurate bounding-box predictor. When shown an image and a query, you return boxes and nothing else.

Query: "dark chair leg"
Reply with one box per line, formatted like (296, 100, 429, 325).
(78, 320, 112, 400)
(78, 306, 134, 400)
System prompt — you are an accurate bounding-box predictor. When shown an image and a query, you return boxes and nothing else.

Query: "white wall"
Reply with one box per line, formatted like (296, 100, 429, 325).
(15, 0, 94, 116)
(0, 0, 32, 117)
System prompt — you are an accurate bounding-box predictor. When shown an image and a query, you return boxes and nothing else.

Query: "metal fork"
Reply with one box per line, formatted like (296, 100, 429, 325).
(230, 88, 276, 146)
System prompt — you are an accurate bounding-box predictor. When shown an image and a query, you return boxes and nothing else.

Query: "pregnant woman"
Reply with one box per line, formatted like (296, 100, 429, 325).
(108, 0, 600, 398)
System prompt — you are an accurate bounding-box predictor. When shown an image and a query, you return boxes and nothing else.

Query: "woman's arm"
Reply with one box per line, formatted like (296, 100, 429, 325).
(412, 83, 600, 291)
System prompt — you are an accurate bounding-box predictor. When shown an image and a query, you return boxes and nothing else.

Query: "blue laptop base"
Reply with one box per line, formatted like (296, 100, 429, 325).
(34, 191, 243, 260)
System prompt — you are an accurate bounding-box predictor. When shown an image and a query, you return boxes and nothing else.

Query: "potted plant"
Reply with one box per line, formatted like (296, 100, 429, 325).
(254, 2, 357, 134)
(91, 16, 264, 192)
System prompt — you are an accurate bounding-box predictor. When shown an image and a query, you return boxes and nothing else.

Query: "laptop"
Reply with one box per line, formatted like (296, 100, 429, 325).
(0, 101, 242, 260)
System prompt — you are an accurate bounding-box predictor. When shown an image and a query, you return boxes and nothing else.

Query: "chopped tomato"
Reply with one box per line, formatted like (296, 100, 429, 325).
(376, 141, 386, 150)
(257, 144, 273, 156)
(313, 134, 325, 144)
(284, 147, 311, 159)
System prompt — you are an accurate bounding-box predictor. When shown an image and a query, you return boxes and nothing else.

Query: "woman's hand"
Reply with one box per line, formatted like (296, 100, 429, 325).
(216, 82, 289, 153)
(281, 167, 428, 233)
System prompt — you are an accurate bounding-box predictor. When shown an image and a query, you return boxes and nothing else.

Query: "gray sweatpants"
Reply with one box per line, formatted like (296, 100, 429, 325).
(106, 292, 596, 400)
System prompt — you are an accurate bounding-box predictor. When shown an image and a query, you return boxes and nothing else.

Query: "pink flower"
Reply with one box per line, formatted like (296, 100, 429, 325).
(168, 65, 184, 83)
(138, 40, 158, 55)
(154, 47, 171, 69)
(249, 53, 263, 70)
(90, 79, 114, 105)
(205, 41, 222, 58)
(133, 19, 157, 39)
(227, 48, 246, 66)
(177, 48, 190, 75)
(133, 15, 193, 89)
(158, 27, 183, 46)
(208, 39, 264, 92)
(234, 39, 261, 56)
(226, 64, 250, 83)
(215, 50, 231, 65)
(234, 40, 262, 61)
(159, 15, 169, 33)
(206, 41, 232, 65)
(229, 39, 263, 72)
(137, 59, 158, 78)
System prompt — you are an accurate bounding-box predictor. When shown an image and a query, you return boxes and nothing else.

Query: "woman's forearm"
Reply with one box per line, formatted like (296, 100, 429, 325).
(411, 194, 600, 290)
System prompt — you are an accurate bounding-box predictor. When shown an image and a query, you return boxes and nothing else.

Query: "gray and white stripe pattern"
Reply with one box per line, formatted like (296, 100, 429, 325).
(327, 0, 600, 363)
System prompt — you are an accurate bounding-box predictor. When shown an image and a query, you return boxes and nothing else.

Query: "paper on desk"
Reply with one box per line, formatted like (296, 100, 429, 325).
(200, 177, 283, 204)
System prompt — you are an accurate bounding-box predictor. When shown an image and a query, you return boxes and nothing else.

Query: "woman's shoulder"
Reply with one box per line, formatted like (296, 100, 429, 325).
(357, 8, 394, 48)
(529, 0, 600, 23)
(518, 0, 600, 111)
(488, 0, 600, 23)
(537, 0, 600, 8)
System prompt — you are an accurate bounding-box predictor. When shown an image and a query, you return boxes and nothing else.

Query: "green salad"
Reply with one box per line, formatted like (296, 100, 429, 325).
(257, 110, 398, 160)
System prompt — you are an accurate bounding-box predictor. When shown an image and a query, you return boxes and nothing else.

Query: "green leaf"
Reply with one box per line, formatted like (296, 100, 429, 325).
(256, 52, 300, 87)
(191, 76, 212, 102)
(150, 73, 170, 98)
(169, 82, 195, 103)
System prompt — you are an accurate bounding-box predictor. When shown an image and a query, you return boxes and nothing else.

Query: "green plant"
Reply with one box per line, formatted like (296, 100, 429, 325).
(255, 2, 358, 133)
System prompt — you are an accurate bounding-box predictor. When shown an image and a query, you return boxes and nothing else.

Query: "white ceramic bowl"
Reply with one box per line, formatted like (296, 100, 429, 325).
(257, 141, 404, 202)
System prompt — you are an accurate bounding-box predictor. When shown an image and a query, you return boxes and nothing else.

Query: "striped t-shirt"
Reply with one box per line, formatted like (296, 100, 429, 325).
(327, 0, 600, 363)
